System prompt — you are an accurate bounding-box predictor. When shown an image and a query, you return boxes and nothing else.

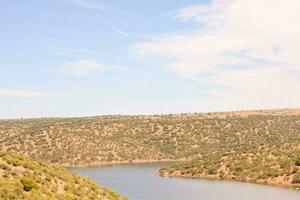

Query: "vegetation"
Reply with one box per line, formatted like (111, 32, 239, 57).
(159, 110, 300, 188)
(292, 175, 300, 184)
(0, 152, 126, 200)
(0, 108, 300, 188)
(295, 158, 300, 166)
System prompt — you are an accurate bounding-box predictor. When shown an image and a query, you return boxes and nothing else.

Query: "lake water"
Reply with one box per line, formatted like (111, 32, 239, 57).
(69, 163, 300, 200)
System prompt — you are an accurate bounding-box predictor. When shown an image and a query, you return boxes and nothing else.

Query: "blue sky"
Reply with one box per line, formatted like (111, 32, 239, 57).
(1, 0, 300, 118)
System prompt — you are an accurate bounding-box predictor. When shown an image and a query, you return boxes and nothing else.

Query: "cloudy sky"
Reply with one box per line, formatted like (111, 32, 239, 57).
(1, 0, 300, 118)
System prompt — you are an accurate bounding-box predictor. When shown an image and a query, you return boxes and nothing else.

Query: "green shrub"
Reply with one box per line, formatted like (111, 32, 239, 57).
(267, 169, 281, 178)
(292, 174, 300, 184)
(20, 177, 37, 192)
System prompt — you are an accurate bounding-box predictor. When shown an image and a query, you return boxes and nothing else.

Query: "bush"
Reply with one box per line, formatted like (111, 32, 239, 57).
(0, 163, 11, 171)
(267, 169, 281, 178)
(292, 174, 300, 184)
(20, 177, 37, 192)
(295, 158, 300, 166)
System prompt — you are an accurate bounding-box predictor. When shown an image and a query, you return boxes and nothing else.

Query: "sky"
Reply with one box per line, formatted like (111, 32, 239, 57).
(0, 0, 300, 118)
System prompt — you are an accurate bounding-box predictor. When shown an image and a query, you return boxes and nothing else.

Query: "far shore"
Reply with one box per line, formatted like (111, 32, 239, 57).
(159, 172, 300, 191)
(64, 158, 187, 168)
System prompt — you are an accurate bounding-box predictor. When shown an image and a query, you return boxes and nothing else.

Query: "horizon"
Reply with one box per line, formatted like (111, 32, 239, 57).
(1, 107, 299, 120)
(1, 0, 300, 118)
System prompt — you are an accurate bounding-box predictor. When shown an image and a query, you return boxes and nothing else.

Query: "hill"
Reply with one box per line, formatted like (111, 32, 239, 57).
(0, 108, 300, 188)
(0, 152, 126, 200)
(157, 109, 300, 188)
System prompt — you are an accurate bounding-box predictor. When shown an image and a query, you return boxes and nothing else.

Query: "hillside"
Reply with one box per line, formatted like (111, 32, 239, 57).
(0, 109, 299, 167)
(0, 152, 126, 200)
(157, 110, 300, 188)
(0, 108, 300, 188)
(159, 151, 300, 188)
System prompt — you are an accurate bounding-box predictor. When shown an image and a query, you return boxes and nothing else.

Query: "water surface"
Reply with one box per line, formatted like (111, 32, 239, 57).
(69, 163, 300, 200)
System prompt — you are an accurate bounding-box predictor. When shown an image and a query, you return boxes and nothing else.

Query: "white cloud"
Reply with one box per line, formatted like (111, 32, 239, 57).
(134, 0, 300, 109)
(0, 90, 70, 97)
(209, 67, 300, 108)
(62, 59, 105, 76)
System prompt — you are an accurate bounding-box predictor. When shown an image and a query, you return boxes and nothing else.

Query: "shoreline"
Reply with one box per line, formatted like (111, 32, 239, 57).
(159, 173, 300, 191)
(64, 159, 186, 168)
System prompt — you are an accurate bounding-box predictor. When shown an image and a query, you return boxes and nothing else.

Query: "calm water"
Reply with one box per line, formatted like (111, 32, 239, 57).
(69, 163, 300, 200)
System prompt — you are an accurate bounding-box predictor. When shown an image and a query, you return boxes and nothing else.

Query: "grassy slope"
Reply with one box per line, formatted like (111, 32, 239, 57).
(0, 152, 126, 200)
(0, 108, 300, 188)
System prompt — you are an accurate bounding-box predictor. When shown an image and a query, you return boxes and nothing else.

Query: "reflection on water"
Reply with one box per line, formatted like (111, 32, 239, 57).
(69, 163, 300, 200)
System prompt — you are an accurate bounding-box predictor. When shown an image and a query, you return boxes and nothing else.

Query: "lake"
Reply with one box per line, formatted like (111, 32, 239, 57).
(69, 162, 300, 200)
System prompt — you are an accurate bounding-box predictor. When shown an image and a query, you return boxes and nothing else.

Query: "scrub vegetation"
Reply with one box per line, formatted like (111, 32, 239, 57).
(0, 108, 300, 188)
(0, 152, 126, 200)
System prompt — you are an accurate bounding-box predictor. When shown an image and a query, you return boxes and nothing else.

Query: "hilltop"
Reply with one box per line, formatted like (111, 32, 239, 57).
(0, 108, 300, 188)
(0, 152, 126, 200)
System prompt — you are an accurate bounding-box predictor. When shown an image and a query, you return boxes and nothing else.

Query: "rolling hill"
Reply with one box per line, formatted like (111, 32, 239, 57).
(1, 108, 300, 188)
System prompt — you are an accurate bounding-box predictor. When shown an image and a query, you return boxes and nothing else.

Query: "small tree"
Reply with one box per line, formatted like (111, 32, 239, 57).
(20, 177, 37, 192)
